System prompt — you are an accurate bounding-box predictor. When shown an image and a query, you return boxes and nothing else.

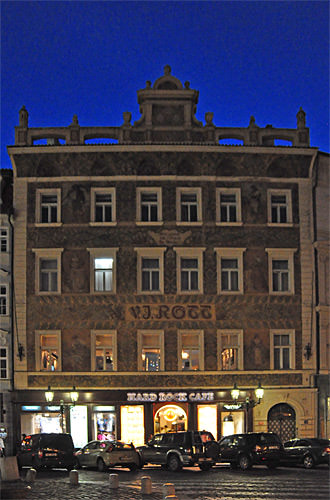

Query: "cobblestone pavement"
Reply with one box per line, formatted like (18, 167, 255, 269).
(4, 464, 329, 500)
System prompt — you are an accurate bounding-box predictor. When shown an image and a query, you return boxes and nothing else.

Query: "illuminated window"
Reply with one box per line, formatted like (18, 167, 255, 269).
(0, 347, 8, 379)
(32, 248, 63, 295)
(36, 331, 61, 371)
(268, 189, 292, 225)
(91, 188, 116, 225)
(176, 188, 202, 224)
(138, 330, 164, 371)
(87, 248, 118, 293)
(179, 330, 204, 370)
(174, 247, 205, 294)
(215, 248, 245, 294)
(36, 189, 61, 225)
(0, 286, 8, 315)
(270, 330, 295, 369)
(0, 228, 8, 252)
(218, 330, 243, 370)
(135, 247, 166, 294)
(266, 248, 296, 294)
(136, 188, 162, 224)
(92, 331, 117, 371)
(216, 188, 242, 225)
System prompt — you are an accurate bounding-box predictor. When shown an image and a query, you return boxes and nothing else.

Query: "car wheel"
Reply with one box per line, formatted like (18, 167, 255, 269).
(128, 463, 138, 471)
(167, 454, 182, 472)
(31, 458, 41, 471)
(303, 455, 315, 469)
(230, 462, 238, 469)
(267, 461, 279, 469)
(239, 455, 252, 471)
(199, 463, 212, 471)
(97, 458, 107, 472)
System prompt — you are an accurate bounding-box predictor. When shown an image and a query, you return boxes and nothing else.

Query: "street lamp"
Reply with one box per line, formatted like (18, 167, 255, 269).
(231, 382, 264, 432)
(44, 386, 79, 432)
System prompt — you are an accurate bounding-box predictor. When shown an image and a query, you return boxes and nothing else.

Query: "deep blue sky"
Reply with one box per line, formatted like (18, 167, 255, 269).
(2, 1, 329, 170)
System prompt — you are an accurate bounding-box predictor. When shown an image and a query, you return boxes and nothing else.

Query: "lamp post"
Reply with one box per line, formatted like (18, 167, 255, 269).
(44, 386, 79, 433)
(231, 382, 264, 432)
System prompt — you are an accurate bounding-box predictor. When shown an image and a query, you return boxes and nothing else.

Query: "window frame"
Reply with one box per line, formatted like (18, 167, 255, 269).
(0, 346, 8, 379)
(32, 248, 63, 295)
(35, 188, 62, 226)
(0, 227, 8, 253)
(135, 247, 166, 294)
(0, 285, 8, 315)
(87, 248, 118, 294)
(136, 187, 163, 225)
(137, 330, 164, 371)
(176, 187, 202, 225)
(174, 247, 205, 294)
(270, 329, 295, 370)
(217, 329, 244, 370)
(216, 188, 242, 226)
(35, 330, 62, 371)
(266, 248, 296, 295)
(90, 187, 116, 226)
(178, 330, 204, 371)
(215, 248, 246, 294)
(91, 330, 117, 371)
(267, 189, 293, 226)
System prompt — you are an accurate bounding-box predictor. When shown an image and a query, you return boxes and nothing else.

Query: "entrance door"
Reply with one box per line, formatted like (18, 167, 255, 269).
(154, 405, 187, 434)
(267, 403, 296, 442)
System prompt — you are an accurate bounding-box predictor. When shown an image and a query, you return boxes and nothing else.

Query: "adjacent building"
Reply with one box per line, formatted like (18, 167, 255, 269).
(7, 66, 329, 450)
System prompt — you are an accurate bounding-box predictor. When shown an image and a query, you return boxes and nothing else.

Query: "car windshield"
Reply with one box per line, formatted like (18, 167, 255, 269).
(41, 434, 73, 450)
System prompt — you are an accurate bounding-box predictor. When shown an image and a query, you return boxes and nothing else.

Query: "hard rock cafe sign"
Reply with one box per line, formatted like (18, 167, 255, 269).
(127, 391, 215, 402)
(127, 304, 214, 321)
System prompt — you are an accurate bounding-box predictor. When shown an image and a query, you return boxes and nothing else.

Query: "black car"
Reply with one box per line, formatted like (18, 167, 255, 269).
(218, 432, 282, 470)
(17, 433, 76, 471)
(281, 438, 330, 469)
(137, 430, 220, 472)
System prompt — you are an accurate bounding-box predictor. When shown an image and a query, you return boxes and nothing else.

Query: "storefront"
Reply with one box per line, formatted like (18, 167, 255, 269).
(16, 389, 247, 449)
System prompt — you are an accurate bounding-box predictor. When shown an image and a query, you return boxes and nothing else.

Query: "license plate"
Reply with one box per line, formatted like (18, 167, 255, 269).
(199, 457, 212, 462)
(45, 453, 57, 456)
(269, 446, 279, 450)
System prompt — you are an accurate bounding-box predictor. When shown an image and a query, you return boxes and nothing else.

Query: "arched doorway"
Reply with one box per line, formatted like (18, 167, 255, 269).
(154, 405, 187, 434)
(268, 403, 296, 442)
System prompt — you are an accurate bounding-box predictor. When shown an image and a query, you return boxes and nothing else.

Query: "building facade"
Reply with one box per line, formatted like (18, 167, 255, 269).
(7, 66, 329, 450)
(0, 168, 14, 455)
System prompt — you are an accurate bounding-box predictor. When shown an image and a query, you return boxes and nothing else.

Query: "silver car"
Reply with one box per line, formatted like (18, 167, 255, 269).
(75, 440, 140, 472)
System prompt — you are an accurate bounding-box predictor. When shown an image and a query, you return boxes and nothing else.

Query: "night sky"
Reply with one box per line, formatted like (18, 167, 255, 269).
(2, 1, 329, 171)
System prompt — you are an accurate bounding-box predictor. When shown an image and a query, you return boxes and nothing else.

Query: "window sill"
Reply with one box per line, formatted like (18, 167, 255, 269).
(267, 223, 293, 227)
(89, 222, 117, 226)
(176, 221, 203, 226)
(35, 223, 63, 227)
(136, 221, 164, 226)
(215, 222, 243, 227)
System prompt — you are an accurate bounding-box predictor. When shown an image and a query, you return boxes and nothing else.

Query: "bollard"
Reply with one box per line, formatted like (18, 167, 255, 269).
(164, 496, 178, 500)
(141, 475, 152, 495)
(162, 483, 176, 498)
(69, 469, 79, 485)
(109, 473, 119, 489)
(26, 468, 37, 483)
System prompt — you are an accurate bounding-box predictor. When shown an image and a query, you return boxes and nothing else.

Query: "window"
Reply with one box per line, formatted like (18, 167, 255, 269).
(178, 330, 204, 370)
(174, 247, 205, 293)
(36, 331, 61, 371)
(0, 228, 8, 252)
(266, 248, 296, 294)
(92, 330, 117, 371)
(216, 188, 242, 225)
(268, 189, 292, 225)
(218, 330, 243, 370)
(176, 188, 202, 224)
(138, 330, 164, 371)
(36, 189, 61, 225)
(0, 286, 8, 315)
(91, 188, 116, 225)
(32, 249, 63, 294)
(87, 248, 118, 293)
(270, 330, 295, 369)
(215, 248, 245, 294)
(135, 247, 166, 294)
(136, 188, 162, 224)
(0, 347, 8, 379)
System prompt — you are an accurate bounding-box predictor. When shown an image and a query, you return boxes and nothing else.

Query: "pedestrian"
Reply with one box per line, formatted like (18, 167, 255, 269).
(0, 436, 5, 457)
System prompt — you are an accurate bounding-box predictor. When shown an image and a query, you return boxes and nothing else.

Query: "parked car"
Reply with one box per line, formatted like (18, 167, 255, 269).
(281, 438, 330, 469)
(137, 430, 220, 472)
(75, 440, 140, 472)
(218, 432, 282, 470)
(17, 433, 76, 471)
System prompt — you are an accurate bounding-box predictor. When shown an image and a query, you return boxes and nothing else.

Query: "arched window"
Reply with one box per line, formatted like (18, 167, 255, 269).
(268, 403, 296, 442)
